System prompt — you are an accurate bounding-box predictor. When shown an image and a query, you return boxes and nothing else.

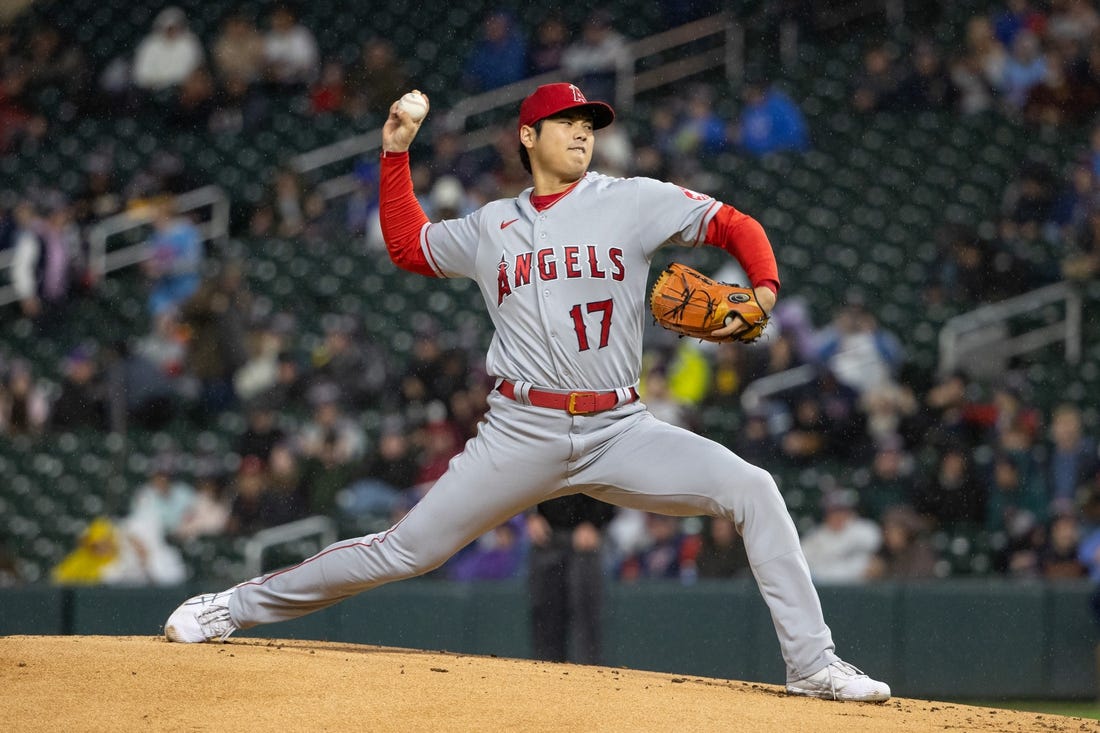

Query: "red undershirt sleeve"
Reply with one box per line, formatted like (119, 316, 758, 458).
(704, 204, 780, 294)
(379, 151, 437, 277)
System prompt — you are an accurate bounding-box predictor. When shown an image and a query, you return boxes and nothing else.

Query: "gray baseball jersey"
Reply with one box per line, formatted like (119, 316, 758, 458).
(226, 171, 839, 682)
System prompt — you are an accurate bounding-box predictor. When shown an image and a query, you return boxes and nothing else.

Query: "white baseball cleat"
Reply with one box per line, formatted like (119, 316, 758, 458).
(164, 590, 240, 643)
(786, 659, 891, 702)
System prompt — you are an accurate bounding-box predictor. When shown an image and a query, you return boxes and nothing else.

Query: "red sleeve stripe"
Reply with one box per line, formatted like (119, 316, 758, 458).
(421, 223, 446, 278)
(692, 200, 720, 246)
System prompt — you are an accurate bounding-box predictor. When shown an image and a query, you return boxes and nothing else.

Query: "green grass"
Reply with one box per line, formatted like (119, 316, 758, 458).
(963, 700, 1100, 720)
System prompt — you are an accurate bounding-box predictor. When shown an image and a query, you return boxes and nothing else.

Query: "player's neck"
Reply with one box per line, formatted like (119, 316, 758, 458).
(531, 170, 585, 197)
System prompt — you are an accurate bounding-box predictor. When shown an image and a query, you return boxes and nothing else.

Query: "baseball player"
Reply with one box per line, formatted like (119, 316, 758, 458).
(165, 82, 890, 702)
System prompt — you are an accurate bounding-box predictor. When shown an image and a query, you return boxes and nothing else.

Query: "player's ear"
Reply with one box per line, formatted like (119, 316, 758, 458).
(519, 125, 536, 150)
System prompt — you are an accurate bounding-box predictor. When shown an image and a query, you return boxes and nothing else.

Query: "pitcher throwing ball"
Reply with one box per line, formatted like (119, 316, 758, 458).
(165, 82, 890, 702)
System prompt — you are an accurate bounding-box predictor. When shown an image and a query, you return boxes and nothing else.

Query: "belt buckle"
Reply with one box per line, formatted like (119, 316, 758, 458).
(567, 391, 599, 415)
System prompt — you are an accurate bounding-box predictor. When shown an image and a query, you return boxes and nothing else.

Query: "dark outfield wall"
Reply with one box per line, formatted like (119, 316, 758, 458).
(1, 579, 1095, 699)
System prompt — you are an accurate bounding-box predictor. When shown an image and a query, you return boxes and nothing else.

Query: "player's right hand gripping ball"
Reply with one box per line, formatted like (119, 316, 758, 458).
(649, 262, 769, 343)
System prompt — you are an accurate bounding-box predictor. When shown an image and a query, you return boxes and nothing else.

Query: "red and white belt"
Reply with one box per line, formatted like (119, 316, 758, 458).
(496, 379, 639, 415)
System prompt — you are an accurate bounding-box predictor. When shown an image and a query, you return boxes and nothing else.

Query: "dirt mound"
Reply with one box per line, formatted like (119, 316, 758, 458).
(1, 636, 1095, 732)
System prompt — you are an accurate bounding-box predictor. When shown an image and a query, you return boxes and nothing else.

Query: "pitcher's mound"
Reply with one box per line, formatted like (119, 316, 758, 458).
(1, 636, 1094, 732)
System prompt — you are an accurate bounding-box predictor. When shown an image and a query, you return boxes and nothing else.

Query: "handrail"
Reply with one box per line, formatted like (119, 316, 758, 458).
(290, 12, 741, 180)
(86, 184, 231, 278)
(242, 515, 338, 578)
(938, 281, 1082, 375)
(740, 364, 818, 413)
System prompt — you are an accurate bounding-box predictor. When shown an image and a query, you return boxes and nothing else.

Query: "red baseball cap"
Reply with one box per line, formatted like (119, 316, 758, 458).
(518, 83, 615, 131)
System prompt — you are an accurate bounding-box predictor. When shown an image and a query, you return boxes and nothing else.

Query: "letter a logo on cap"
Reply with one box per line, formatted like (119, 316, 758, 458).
(569, 84, 587, 103)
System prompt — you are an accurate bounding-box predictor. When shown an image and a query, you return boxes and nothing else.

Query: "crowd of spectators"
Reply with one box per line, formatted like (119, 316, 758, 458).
(0, 2, 1099, 593)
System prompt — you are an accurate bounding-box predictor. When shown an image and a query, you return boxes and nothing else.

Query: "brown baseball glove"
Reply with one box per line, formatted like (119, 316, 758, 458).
(649, 262, 769, 343)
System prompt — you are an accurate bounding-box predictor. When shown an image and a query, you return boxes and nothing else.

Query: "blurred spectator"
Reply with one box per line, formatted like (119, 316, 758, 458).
(107, 338, 179, 431)
(913, 447, 987, 529)
(298, 386, 367, 462)
(992, 0, 1047, 48)
(128, 455, 197, 537)
(173, 459, 230, 541)
(264, 349, 310, 413)
(236, 396, 287, 465)
(670, 85, 729, 157)
(413, 414, 463, 486)
(344, 38, 408, 120)
(1042, 403, 1098, 508)
(72, 154, 125, 226)
(950, 51, 998, 115)
(132, 6, 204, 92)
(463, 10, 528, 92)
(694, 516, 750, 579)
(1039, 512, 1087, 579)
(300, 426, 362, 517)
(528, 15, 570, 76)
(815, 301, 904, 397)
(864, 505, 939, 580)
(53, 515, 186, 586)
(263, 5, 319, 88)
(51, 517, 121, 585)
(208, 75, 270, 134)
(963, 15, 1009, 96)
(1023, 52, 1098, 127)
(1001, 31, 1048, 110)
(735, 77, 809, 156)
(234, 314, 294, 402)
(362, 418, 419, 492)
(528, 494, 615, 663)
(731, 409, 779, 467)
(212, 12, 266, 85)
(857, 435, 917, 520)
(49, 346, 108, 432)
(861, 382, 919, 449)
(894, 40, 957, 112)
(22, 25, 87, 102)
(266, 442, 308, 522)
(851, 43, 900, 113)
(180, 262, 251, 415)
(985, 450, 1047, 536)
(618, 513, 697, 582)
(640, 368, 689, 428)
(142, 198, 203, 318)
(801, 489, 882, 584)
(447, 515, 525, 582)
(0, 59, 48, 153)
(1049, 0, 1100, 49)
(227, 456, 279, 535)
(310, 60, 345, 115)
(310, 315, 390, 410)
(0, 360, 49, 436)
(780, 393, 831, 465)
(561, 10, 628, 103)
(135, 311, 188, 379)
(168, 67, 217, 130)
(11, 197, 85, 326)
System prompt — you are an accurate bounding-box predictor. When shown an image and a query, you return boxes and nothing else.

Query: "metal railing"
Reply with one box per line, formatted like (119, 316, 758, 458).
(290, 12, 742, 189)
(938, 281, 1082, 376)
(242, 515, 338, 578)
(86, 184, 231, 277)
(0, 185, 231, 309)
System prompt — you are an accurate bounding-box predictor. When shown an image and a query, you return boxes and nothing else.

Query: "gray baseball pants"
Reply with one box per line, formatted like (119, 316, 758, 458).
(229, 391, 838, 682)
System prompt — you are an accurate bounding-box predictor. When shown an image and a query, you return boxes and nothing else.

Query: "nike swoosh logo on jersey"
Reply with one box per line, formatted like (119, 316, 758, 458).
(500, 218, 519, 230)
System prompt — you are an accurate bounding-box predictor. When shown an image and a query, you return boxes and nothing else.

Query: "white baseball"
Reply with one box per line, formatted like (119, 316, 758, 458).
(397, 91, 428, 122)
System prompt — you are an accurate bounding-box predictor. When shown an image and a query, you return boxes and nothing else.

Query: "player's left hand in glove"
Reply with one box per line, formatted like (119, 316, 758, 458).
(649, 262, 770, 343)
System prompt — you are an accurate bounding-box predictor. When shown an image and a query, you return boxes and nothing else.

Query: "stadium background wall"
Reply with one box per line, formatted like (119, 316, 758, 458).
(2, 579, 1096, 700)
